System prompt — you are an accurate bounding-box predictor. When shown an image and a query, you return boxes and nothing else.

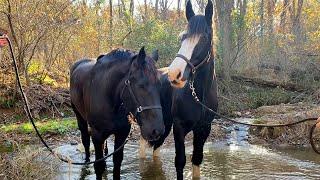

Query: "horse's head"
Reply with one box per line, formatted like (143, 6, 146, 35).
(123, 47, 164, 141)
(168, 0, 213, 88)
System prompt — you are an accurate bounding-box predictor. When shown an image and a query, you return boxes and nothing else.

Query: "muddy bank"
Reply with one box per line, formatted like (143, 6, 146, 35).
(246, 103, 320, 147)
(1, 103, 319, 154)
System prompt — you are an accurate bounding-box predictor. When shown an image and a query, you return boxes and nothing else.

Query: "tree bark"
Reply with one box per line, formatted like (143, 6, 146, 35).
(266, 0, 275, 38)
(129, 0, 134, 17)
(155, 0, 159, 15)
(293, 0, 304, 44)
(177, 0, 181, 17)
(280, 0, 288, 32)
(259, 0, 264, 38)
(144, 0, 148, 20)
(109, 0, 113, 49)
(215, 0, 234, 81)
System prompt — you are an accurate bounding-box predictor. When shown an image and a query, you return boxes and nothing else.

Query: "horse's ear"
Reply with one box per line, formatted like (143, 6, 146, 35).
(137, 46, 146, 67)
(151, 49, 159, 62)
(205, 0, 213, 25)
(186, 0, 195, 22)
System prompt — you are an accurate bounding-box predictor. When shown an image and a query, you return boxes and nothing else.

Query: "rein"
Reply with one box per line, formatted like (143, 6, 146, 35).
(3, 34, 138, 165)
(183, 46, 320, 153)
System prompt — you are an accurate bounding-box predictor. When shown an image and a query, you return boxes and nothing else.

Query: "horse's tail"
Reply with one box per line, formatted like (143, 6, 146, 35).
(70, 59, 92, 75)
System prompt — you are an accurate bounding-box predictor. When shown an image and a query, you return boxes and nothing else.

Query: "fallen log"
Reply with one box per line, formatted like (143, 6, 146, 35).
(231, 75, 305, 92)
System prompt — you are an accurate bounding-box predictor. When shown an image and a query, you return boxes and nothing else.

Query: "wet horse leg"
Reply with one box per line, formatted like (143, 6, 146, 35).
(92, 132, 106, 180)
(173, 122, 187, 180)
(104, 140, 108, 156)
(139, 136, 147, 158)
(113, 126, 130, 180)
(191, 124, 211, 178)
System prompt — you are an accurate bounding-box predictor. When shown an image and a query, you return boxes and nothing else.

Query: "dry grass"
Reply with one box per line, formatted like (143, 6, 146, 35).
(0, 146, 59, 180)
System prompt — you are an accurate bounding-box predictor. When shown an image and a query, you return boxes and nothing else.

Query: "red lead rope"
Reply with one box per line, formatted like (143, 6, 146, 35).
(0, 37, 8, 47)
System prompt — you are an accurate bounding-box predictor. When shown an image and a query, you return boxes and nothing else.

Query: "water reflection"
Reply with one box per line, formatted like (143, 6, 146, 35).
(79, 165, 91, 180)
(139, 157, 166, 180)
(56, 120, 320, 180)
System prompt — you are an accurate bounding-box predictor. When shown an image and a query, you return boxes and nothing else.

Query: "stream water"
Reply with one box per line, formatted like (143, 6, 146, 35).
(53, 118, 320, 179)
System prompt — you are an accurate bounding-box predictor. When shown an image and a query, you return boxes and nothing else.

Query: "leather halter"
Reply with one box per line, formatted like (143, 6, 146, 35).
(175, 50, 212, 74)
(120, 66, 162, 116)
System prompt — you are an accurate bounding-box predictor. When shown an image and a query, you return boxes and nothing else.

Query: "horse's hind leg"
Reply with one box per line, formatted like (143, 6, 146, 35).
(72, 104, 90, 162)
(92, 132, 106, 180)
(192, 124, 211, 179)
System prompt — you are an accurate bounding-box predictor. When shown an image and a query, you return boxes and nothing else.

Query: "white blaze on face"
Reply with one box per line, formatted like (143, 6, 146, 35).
(168, 34, 201, 85)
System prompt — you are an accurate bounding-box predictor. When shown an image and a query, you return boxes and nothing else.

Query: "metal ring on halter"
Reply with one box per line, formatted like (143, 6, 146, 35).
(191, 68, 196, 74)
(137, 106, 143, 113)
(125, 79, 130, 85)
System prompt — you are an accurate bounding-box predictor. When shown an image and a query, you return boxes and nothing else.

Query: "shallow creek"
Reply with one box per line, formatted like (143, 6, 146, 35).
(55, 118, 320, 179)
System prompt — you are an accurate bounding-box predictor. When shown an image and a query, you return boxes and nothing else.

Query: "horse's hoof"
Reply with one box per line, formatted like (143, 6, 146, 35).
(192, 165, 200, 179)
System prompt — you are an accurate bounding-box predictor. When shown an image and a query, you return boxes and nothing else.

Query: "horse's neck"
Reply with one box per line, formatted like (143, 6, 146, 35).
(193, 60, 214, 97)
(103, 61, 131, 105)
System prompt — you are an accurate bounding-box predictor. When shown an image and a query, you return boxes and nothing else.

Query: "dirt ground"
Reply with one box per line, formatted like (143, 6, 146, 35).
(248, 103, 320, 147)
(2, 103, 319, 152)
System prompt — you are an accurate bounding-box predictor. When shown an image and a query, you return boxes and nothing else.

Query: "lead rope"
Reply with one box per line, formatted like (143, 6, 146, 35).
(3, 34, 136, 165)
(188, 70, 320, 153)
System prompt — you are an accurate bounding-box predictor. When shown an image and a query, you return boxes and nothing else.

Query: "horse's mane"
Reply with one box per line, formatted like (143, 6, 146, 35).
(97, 48, 135, 62)
(97, 48, 158, 81)
(186, 15, 211, 39)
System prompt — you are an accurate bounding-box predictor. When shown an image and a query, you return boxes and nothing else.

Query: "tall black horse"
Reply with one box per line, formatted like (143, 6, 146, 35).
(142, 0, 217, 179)
(70, 47, 165, 180)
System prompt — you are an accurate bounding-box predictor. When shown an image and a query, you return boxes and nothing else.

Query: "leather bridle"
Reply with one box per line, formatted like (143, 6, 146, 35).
(175, 49, 212, 75)
(120, 65, 162, 117)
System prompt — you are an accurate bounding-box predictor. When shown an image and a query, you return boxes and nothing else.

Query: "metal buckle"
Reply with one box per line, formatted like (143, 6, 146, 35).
(137, 106, 143, 113)
(191, 68, 196, 74)
(125, 79, 130, 85)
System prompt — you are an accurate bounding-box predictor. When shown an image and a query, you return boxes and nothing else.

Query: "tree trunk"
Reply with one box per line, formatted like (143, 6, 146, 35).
(215, 0, 234, 81)
(259, 0, 264, 38)
(280, 0, 288, 32)
(266, 0, 275, 38)
(109, 0, 113, 49)
(155, 0, 159, 15)
(144, 0, 148, 20)
(293, 0, 304, 44)
(177, 0, 181, 17)
(129, 0, 134, 17)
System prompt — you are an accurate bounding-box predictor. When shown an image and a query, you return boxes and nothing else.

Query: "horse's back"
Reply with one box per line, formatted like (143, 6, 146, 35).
(70, 58, 96, 117)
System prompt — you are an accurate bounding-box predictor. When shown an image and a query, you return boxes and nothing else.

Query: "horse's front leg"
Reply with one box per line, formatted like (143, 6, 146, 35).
(192, 124, 211, 179)
(173, 122, 187, 180)
(92, 132, 106, 180)
(113, 126, 130, 180)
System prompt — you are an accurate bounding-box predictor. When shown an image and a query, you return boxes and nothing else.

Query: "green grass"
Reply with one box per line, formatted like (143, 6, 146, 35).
(0, 118, 77, 135)
(247, 87, 293, 109)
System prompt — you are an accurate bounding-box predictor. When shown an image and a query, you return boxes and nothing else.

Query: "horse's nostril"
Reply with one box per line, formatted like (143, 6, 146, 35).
(176, 71, 182, 79)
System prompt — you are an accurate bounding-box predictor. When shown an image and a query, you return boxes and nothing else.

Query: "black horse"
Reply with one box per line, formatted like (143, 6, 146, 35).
(143, 0, 217, 179)
(70, 47, 165, 179)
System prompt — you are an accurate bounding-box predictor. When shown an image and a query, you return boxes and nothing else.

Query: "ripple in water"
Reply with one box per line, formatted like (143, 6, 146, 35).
(55, 119, 320, 180)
